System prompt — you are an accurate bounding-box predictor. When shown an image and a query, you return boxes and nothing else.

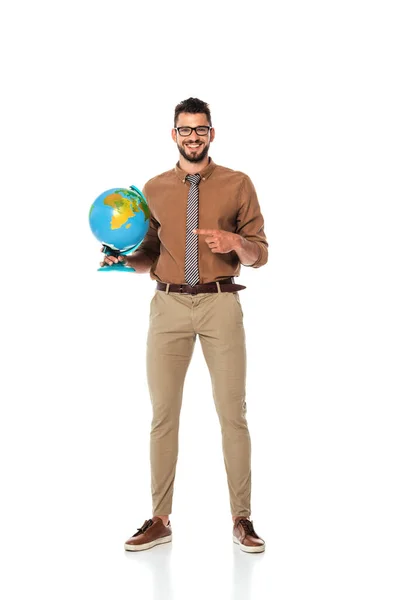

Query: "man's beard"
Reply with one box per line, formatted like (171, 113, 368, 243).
(178, 141, 209, 163)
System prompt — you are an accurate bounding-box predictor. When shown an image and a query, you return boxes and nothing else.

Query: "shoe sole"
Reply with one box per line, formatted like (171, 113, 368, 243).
(124, 534, 172, 552)
(233, 534, 265, 553)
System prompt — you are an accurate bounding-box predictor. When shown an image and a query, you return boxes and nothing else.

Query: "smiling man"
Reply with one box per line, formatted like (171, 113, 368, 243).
(101, 97, 269, 553)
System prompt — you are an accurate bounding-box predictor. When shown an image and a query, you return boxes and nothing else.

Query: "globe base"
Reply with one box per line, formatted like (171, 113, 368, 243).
(97, 264, 135, 272)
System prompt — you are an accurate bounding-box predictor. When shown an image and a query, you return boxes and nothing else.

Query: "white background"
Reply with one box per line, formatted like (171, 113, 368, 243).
(1, 1, 399, 599)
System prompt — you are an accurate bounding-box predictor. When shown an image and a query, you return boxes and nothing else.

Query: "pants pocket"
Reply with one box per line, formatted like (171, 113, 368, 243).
(233, 292, 244, 317)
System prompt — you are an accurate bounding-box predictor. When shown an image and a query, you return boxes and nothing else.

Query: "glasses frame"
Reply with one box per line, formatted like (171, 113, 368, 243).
(174, 126, 212, 137)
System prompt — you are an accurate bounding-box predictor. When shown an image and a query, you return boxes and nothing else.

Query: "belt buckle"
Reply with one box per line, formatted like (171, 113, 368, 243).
(179, 284, 194, 294)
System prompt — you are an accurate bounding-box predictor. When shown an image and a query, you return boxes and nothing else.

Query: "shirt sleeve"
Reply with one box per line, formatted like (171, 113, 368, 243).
(137, 183, 161, 262)
(235, 175, 269, 268)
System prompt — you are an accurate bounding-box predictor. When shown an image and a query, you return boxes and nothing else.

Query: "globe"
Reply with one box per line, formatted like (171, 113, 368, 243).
(89, 185, 150, 271)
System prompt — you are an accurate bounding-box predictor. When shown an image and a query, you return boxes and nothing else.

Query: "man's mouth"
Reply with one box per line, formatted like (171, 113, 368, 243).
(185, 143, 202, 150)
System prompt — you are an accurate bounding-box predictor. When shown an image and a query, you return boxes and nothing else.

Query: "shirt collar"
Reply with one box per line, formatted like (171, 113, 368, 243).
(174, 156, 217, 183)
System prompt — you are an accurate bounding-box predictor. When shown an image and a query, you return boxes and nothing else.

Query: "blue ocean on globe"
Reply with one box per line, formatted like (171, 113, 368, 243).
(89, 186, 150, 252)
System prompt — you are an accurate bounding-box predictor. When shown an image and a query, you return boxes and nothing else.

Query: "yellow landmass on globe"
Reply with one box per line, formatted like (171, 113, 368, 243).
(104, 193, 140, 229)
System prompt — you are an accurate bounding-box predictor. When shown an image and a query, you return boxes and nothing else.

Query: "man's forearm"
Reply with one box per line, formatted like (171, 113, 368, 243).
(124, 250, 155, 273)
(233, 235, 261, 266)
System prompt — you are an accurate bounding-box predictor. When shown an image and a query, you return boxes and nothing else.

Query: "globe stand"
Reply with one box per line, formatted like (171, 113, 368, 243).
(98, 244, 136, 272)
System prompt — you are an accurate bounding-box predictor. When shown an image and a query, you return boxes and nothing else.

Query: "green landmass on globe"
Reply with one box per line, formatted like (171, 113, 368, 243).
(98, 188, 150, 230)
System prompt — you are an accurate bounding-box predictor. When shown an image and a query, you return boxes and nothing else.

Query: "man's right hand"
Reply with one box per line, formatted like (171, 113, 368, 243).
(99, 248, 130, 268)
(99, 247, 154, 273)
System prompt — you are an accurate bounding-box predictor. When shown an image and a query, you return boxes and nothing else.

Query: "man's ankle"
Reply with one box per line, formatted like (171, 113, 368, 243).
(154, 514, 170, 526)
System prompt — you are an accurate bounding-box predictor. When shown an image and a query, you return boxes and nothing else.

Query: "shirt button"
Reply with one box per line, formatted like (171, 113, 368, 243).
(202, 177, 205, 180)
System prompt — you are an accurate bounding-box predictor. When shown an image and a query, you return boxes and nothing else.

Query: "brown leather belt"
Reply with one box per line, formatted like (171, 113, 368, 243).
(156, 277, 246, 294)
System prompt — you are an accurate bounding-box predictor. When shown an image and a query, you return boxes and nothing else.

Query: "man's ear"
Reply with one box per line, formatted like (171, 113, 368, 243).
(210, 127, 216, 142)
(171, 128, 177, 142)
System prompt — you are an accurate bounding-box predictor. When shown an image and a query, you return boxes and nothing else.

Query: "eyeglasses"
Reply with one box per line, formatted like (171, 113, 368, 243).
(175, 126, 211, 137)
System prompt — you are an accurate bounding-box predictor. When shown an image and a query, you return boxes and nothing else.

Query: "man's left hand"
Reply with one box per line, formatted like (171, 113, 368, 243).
(193, 228, 241, 254)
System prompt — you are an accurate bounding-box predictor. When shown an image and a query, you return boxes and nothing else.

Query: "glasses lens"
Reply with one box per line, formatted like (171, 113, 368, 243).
(195, 127, 209, 135)
(178, 127, 191, 136)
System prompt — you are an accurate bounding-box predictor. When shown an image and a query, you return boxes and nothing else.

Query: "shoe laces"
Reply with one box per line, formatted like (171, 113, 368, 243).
(238, 518, 257, 537)
(132, 518, 153, 537)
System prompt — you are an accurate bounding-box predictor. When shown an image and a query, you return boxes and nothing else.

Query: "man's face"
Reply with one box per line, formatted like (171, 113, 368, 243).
(172, 112, 215, 163)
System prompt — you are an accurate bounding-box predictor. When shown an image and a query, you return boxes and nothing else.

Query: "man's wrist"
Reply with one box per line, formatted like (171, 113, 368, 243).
(233, 234, 244, 251)
(121, 249, 154, 273)
(124, 254, 135, 267)
(233, 235, 261, 266)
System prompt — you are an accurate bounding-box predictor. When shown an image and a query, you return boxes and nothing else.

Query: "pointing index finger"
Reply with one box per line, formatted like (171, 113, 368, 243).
(193, 228, 218, 235)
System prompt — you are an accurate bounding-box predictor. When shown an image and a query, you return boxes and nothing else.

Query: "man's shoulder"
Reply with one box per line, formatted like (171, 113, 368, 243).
(213, 163, 251, 184)
(143, 167, 177, 191)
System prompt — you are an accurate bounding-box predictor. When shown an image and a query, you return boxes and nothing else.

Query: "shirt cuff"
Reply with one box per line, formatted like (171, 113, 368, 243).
(244, 242, 262, 268)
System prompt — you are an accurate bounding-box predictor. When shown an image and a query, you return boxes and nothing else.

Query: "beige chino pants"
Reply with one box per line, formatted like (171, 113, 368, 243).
(146, 282, 251, 518)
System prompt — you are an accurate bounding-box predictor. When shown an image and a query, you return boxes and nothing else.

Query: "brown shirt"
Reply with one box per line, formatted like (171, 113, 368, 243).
(139, 157, 269, 284)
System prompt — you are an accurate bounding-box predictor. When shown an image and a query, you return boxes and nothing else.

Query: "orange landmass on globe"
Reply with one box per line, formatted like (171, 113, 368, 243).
(104, 193, 140, 229)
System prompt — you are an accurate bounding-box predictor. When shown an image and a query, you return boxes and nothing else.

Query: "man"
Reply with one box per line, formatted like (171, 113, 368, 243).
(101, 97, 269, 553)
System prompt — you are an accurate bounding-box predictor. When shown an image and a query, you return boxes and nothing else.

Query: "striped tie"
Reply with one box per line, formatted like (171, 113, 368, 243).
(184, 173, 201, 286)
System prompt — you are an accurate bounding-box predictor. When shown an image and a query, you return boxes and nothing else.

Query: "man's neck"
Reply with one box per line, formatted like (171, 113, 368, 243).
(179, 155, 210, 175)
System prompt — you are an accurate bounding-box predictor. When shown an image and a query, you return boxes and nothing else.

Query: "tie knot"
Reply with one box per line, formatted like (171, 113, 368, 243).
(186, 173, 201, 186)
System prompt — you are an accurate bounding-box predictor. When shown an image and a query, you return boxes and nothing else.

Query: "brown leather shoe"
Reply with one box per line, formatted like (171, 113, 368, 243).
(233, 517, 265, 553)
(124, 517, 172, 552)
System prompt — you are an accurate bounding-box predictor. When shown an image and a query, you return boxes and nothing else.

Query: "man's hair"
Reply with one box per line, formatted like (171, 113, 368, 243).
(174, 97, 212, 127)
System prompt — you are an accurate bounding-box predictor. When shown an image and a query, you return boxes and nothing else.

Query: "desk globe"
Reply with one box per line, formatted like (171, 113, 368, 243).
(89, 185, 150, 271)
